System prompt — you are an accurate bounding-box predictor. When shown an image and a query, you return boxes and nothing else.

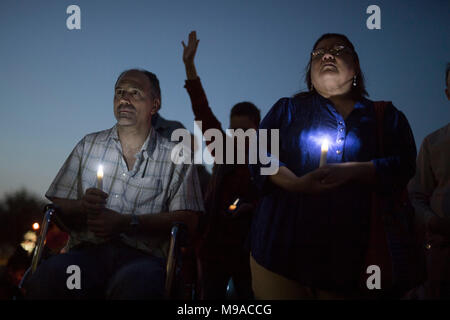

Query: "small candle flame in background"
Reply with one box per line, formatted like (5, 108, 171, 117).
(32, 222, 40, 231)
(228, 198, 240, 211)
(20, 231, 37, 254)
(97, 164, 104, 190)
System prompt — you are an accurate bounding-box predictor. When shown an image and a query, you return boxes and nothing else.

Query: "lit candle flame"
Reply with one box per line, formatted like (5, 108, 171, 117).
(97, 165, 104, 179)
(321, 140, 329, 152)
(319, 140, 328, 168)
(32, 222, 39, 230)
(228, 198, 240, 211)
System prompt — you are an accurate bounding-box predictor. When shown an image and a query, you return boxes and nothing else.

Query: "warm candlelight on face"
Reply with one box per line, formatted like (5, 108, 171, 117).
(228, 198, 240, 211)
(319, 140, 328, 168)
(97, 165, 103, 190)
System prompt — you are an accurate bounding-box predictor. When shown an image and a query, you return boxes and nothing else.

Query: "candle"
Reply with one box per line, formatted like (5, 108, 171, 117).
(228, 198, 240, 212)
(97, 165, 103, 190)
(319, 140, 328, 167)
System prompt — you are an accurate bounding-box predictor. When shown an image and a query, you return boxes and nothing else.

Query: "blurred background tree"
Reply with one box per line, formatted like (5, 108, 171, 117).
(0, 189, 45, 248)
(0, 189, 46, 298)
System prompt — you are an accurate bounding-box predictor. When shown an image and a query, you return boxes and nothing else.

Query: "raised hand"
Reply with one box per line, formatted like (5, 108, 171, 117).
(182, 31, 199, 65)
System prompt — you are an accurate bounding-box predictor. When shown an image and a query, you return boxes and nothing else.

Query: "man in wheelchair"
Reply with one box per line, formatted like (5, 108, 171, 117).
(25, 69, 204, 299)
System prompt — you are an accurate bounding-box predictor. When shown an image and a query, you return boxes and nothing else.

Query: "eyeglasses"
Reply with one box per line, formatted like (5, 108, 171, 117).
(311, 45, 353, 59)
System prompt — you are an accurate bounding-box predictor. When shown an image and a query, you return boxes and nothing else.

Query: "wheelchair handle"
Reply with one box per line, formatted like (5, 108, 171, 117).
(31, 204, 59, 274)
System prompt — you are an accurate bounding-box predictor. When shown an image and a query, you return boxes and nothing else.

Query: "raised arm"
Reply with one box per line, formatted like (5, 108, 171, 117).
(182, 31, 199, 80)
(182, 31, 225, 156)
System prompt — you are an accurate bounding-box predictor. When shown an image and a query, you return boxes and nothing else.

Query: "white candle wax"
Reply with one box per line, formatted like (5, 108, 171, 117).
(97, 165, 103, 190)
(319, 141, 328, 168)
(228, 198, 240, 211)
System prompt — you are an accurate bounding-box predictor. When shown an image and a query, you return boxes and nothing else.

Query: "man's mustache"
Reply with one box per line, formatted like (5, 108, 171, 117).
(118, 104, 136, 112)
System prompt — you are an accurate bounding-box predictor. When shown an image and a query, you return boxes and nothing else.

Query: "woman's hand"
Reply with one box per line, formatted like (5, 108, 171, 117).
(316, 163, 355, 186)
(269, 166, 334, 194)
(319, 162, 376, 186)
(296, 168, 341, 194)
(269, 163, 374, 195)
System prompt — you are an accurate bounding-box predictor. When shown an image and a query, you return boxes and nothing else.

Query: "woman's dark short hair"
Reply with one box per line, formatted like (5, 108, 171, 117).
(230, 102, 261, 126)
(296, 33, 368, 100)
(116, 68, 161, 104)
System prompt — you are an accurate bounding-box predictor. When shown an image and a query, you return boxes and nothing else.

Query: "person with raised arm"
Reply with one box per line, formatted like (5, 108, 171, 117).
(182, 31, 259, 299)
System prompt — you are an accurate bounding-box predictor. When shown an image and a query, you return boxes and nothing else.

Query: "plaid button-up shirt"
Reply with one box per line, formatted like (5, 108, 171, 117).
(46, 125, 204, 258)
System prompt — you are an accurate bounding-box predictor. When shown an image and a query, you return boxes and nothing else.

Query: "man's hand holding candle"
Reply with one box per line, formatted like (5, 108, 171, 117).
(81, 188, 108, 216)
(87, 207, 129, 239)
(84, 164, 129, 238)
(50, 188, 108, 232)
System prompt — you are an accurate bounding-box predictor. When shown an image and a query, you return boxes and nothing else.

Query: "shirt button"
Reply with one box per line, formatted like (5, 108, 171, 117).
(338, 121, 344, 125)
(339, 128, 344, 132)
(336, 150, 342, 155)
(338, 138, 344, 143)
(115, 194, 119, 198)
(122, 173, 126, 177)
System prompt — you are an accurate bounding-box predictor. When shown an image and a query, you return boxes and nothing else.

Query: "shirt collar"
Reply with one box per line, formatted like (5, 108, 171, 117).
(314, 91, 369, 112)
(110, 125, 120, 141)
(96, 125, 119, 143)
(141, 127, 157, 160)
(104, 124, 158, 160)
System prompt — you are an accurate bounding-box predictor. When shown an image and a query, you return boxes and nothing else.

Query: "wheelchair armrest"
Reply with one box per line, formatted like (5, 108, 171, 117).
(165, 222, 188, 299)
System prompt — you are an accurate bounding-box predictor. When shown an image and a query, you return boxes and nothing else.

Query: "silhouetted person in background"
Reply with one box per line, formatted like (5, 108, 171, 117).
(408, 63, 450, 299)
(182, 31, 259, 299)
(151, 112, 184, 140)
(0, 238, 32, 299)
(152, 111, 210, 197)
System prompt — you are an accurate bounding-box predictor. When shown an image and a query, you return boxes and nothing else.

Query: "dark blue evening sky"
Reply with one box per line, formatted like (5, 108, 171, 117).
(0, 0, 448, 199)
